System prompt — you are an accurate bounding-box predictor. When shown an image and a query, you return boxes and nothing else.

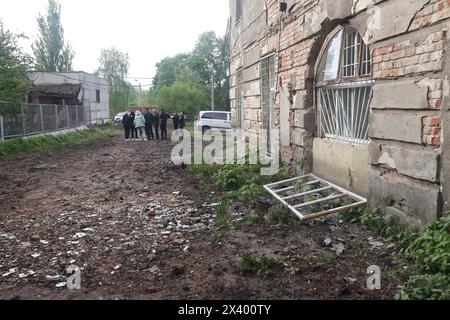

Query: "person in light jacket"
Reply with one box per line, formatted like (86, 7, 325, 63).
(134, 111, 146, 141)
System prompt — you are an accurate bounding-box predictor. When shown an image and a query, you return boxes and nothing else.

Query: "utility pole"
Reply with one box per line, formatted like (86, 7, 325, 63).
(135, 80, 143, 111)
(211, 69, 215, 111)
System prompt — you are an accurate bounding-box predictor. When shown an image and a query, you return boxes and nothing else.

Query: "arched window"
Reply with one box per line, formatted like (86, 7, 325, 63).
(316, 26, 373, 145)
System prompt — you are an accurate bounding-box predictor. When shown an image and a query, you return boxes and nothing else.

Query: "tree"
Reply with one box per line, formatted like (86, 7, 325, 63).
(152, 31, 230, 111)
(153, 54, 201, 90)
(96, 47, 132, 116)
(192, 32, 229, 110)
(157, 81, 208, 116)
(32, 0, 75, 72)
(0, 20, 31, 110)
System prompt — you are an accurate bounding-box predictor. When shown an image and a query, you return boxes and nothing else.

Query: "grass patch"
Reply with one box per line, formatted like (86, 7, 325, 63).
(340, 208, 450, 300)
(0, 126, 120, 158)
(236, 255, 290, 275)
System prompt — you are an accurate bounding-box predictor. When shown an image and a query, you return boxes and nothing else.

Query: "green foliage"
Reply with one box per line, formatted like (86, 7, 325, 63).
(403, 216, 450, 274)
(96, 47, 133, 117)
(33, 0, 74, 72)
(339, 209, 450, 300)
(236, 255, 287, 275)
(153, 54, 201, 89)
(396, 274, 450, 300)
(296, 157, 305, 172)
(267, 205, 301, 226)
(216, 164, 262, 190)
(153, 31, 230, 111)
(0, 127, 119, 158)
(0, 21, 32, 108)
(157, 81, 208, 115)
(187, 163, 217, 181)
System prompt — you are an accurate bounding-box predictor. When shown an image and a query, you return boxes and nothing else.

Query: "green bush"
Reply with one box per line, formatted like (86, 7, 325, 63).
(403, 216, 450, 274)
(396, 274, 450, 300)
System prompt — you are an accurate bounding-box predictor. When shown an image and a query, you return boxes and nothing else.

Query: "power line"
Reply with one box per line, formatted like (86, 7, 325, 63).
(34, 72, 153, 89)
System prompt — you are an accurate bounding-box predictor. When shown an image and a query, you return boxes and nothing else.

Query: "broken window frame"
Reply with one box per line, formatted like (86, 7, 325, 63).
(264, 174, 367, 221)
(315, 26, 373, 146)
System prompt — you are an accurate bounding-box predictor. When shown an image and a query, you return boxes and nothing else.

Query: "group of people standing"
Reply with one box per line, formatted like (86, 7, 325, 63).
(122, 108, 186, 141)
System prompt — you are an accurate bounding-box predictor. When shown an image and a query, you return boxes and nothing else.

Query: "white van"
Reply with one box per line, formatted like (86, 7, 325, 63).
(196, 111, 232, 134)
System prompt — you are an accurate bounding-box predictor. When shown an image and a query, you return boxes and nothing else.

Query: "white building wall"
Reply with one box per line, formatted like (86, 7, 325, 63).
(29, 71, 110, 124)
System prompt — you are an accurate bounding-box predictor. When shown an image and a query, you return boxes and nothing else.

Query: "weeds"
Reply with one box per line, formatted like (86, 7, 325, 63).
(395, 274, 450, 300)
(0, 126, 120, 158)
(236, 255, 289, 275)
(339, 208, 450, 300)
(266, 205, 301, 226)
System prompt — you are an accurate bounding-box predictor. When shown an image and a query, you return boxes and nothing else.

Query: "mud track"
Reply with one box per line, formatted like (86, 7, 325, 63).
(0, 132, 405, 300)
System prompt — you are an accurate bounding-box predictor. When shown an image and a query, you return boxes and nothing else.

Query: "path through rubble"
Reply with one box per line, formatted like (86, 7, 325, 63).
(0, 132, 406, 299)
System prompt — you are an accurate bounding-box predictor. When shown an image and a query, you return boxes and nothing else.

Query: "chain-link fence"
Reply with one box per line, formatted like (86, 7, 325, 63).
(0, 101, 91, 140)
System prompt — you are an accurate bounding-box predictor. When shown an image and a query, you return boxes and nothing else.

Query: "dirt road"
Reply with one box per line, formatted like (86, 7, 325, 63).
(0, 131, 405, 300)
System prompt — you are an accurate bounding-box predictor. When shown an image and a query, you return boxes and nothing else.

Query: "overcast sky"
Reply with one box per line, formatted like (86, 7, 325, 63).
(1, 0, 230, 88)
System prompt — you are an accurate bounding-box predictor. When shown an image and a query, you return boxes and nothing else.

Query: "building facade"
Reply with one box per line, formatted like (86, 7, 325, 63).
(229, 0, 450, 228)
(28, 71, 110, 124)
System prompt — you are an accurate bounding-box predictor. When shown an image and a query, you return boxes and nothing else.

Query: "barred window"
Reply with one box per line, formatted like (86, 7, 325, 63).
(316, 26, 373, 145)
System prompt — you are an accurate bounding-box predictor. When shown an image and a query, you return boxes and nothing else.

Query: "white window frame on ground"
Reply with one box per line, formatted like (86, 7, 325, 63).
(315, 26, 373, 146)
(264, 174, 367, 221)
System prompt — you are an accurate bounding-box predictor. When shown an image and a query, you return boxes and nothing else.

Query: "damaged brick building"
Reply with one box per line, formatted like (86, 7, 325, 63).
(228, 0, 450, 228)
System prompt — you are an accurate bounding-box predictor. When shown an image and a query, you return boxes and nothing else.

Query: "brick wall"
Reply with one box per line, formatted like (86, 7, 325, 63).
(229, 0, 450, 228)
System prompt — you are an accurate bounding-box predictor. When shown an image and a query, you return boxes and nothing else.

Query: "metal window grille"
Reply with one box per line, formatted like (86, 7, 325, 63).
(341, 30, 360, 77)
(261, 54, 277, 150)
(361, 42, 372, 76)
(236, 70, 244, 129)
(317, 81, 374, 145)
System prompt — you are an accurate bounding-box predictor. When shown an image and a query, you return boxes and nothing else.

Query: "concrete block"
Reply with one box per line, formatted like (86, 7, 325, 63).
(313, 139, 369, 196)
(369, 168, 441, 227)
(352, 0, 430, 44)
(243, 80, 261, 97)
(243, 45, 261, 69)
(293, 110, 315, 132)
(370, 144, 440, 182)
(243, 64, 261, 83)
(369, 112, 423, 144)
(372, 80, 430, 110)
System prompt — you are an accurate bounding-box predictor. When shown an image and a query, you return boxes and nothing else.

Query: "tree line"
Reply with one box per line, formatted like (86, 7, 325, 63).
(0, 0, 229, 118)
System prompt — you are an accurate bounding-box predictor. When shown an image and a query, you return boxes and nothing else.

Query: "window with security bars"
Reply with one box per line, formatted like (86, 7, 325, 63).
(236, 70, 244, 129)
(261, 54, 276, 151)
(316, 26, 373, 145)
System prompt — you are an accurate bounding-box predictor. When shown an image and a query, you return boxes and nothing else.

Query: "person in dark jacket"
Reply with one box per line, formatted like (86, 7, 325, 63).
(143, 108, 154, 140)
(122, 112, 131, 141)
(160, 109, 171, 140)
(152, 108, 161, 140)
(172, 112, 180, 131)
(179, 112, 186, 130)
(128, 110, 137, 140)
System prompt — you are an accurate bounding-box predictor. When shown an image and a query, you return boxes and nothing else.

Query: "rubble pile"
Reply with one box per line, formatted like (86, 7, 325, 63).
(0, 191, 217, 289)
